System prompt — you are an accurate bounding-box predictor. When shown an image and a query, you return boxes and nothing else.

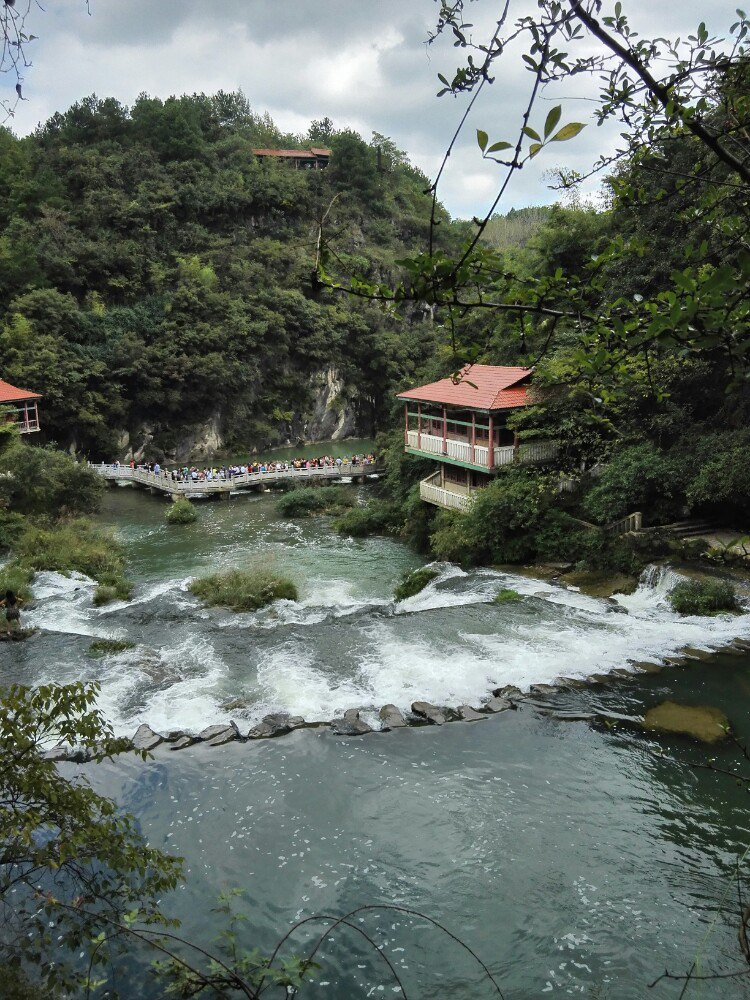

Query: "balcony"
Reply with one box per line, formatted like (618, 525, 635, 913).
(406, 430, 558, 470)
(419, 472, 474, 512)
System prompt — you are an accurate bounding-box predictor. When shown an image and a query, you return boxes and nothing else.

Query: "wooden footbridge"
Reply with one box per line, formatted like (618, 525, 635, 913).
(90, 462, 383, 499)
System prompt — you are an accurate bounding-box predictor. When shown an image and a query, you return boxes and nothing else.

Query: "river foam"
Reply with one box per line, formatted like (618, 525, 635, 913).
(18, 563, 750, 735)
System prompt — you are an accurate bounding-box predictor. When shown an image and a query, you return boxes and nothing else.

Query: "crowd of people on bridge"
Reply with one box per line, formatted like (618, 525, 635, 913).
(111, 453, 377, 484)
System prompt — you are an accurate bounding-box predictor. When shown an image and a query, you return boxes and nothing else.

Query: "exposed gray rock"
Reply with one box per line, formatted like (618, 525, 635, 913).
(483, 697, 512, 713)
(330, 709, 372, 736)
(199, 721, 240, 743)
(203, 722, 241, 746)
(221, 699, 249, 711)
(379, 704, 406, 729)
(529, 684, 557, 696)
(411, 701, 446, 725)
(492, 685, 523, 700)
(133, 724, 164, 751)
(44, 745, 71, 762)
(457, 705, 487, 722)
(247, 714, 305, 739)
(163, 730, 189, 742)
(169, 735, 198, 750)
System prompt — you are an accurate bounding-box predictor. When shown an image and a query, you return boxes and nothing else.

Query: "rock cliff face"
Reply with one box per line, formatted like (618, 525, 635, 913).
(115, 367, 371, 462)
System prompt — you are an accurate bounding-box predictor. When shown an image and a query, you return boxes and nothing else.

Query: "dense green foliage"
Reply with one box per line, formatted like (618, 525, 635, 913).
(276, 485, 355, 517)
(166, 497, 198, 524)
(0, 682, 182, 996)
(394, 567, 439, 602)
(668, 579, 739, 616)
(494, 588, 521, 604)
(88, 638, 136, 657)
(0, 93, 462, 459)
(334, 499, 399, 537)
(189, 567, 298, 611)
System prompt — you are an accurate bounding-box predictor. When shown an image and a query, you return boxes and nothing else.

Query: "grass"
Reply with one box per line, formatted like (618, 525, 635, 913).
(189, 567, 298, 612)
(493, 588, 522, 604)
(394, 567, 439, 602)
(10, 518, 133, 606)
(276, 486, 356, 518)
(0, 563, 34, 602)
(668, 578, 739, 615)
(334, 500, 396, 538)
(88, 638, 137, 657)
(166, 498, 198, 525)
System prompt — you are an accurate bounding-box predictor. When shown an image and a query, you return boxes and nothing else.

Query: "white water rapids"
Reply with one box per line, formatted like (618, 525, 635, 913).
(16, 562, 750, 737)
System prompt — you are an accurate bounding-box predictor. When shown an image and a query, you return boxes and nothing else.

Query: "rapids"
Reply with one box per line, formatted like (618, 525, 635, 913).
(6, 487, 750, 736)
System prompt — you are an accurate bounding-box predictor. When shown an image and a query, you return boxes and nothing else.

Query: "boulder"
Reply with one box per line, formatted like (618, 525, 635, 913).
(169, 735, 198, 750)
(43, 745, 71, 762)
(483, 696, 512, 713)
(411, 701, 446, 726)
(379, 704, 406, 729)
(204, 722, 241, 747)
(492, 685, 523, 700)
(163, 730, 189, 742)
(642, 701, 731, 744)
(457, 705, 486, 722)
(221, 698, 249, 711)
(529, 684, 557, 696)
(247, 713, 305, 739)
(330, 709, 372, 736)
(133, 724, 164, 751)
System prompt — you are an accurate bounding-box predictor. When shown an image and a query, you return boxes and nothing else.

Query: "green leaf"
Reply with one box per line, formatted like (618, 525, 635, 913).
(523, 126, 541, 142)
(476, 129, 488, 152)
(543, 105, 562, 138)
(486, 140, 513, 153)
(528, 143, 543, 158)
(551, 122, 586, 141)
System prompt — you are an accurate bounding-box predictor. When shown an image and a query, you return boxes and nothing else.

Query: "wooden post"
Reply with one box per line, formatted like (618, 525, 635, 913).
(488, 415, 494, 469)
(417, 401, 422, 450)
(513, 431, 519, 463)
(404, 403, 408, 446)
(442, 406, 447, 455)
(471, 412, 476, 465)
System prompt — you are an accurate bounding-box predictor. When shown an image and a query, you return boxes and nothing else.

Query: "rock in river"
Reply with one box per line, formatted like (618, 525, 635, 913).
(379, 704, 406, 729)
(330, 709, 372, 736)
(411, 701, 446, 725)
(200, 721, 241, 746)
(247, 714, 305, 739)
(483, 696, 513, 713)
(132, 724, 164, 751)
(643, 701, 731, 744)
(457, 705, 486, 722)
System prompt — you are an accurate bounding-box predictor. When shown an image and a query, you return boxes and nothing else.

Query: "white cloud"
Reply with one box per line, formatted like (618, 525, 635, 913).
(3, 0, 740, 218)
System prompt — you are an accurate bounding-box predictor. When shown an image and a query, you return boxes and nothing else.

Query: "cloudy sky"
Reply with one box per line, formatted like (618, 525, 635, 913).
(4, 0, 736, 218)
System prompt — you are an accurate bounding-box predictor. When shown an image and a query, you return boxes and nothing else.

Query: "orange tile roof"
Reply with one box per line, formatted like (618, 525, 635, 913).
(253, 147, 331, 158)
(397, 365, 532, 411)
(0, 378, 41, 403)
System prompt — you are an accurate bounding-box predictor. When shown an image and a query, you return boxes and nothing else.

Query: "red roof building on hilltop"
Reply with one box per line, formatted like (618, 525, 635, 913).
(0, 378, 41, 434)
(252, 147, 331, 170)
(396, 365, 558, 512)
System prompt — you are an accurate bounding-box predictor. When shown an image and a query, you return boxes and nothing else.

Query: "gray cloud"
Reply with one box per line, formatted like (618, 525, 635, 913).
(4, 1, 739, 217)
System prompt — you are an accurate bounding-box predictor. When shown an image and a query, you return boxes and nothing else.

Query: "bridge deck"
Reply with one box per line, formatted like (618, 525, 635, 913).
(90, 463, 381, 498)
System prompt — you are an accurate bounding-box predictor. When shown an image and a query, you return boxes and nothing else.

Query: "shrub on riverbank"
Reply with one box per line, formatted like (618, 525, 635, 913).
(189, 568, 298, 611)
(14, 519, 132, 605)
(334, 500, 398, 538)
(668, 578, 739, 615)
(166, 498, 197, 525)
(394, 567, 439, 602)
(0, 563, 34, 602)
(276, 486, 355, 518)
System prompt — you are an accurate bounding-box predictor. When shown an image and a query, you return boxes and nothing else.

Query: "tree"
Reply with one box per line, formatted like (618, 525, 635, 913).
(320, 2, 750, 396)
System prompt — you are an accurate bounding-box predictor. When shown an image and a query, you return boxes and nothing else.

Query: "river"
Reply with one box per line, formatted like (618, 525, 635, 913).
(6, 481, 750, 997)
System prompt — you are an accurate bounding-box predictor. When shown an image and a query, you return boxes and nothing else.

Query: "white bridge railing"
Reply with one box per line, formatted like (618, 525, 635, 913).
(90, 462, 379, 496)
(419, 473, 474, 512)
(406, 430, 558, 469)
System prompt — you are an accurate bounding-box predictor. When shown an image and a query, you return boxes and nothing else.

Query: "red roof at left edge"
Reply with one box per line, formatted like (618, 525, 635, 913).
(0, 379, 42, 403)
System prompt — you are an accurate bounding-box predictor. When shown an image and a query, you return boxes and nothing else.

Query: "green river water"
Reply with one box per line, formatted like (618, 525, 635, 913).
(6, 473, 750, 998)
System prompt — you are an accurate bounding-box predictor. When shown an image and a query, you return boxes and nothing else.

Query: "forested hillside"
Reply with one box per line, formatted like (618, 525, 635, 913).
(0, 92, 467, 458)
